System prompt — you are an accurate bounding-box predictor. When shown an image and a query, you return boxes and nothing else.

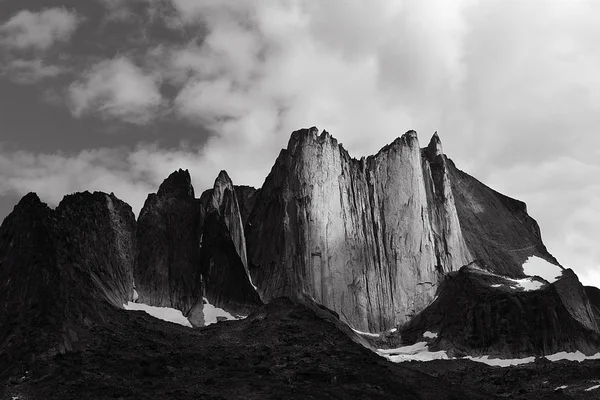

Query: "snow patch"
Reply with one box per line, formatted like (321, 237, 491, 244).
(511, 277, 544, 291)
(523, 256, 562, 283)
(585, 384, 600, 392)
(489, 277, 543, 291)
(132, 289, 139, 302)
(378, 342, 449, 362)
(389, 328, 398, 333)
(423, 331, 438, 339)
(202, 297, 236, 326)
(123, 302, 192, 327)
(546, 351, 600, 362)
(465, 355, 535, 367)
(352, 328, 381, 338)
(555, 385, 568, 390)
(380, 346, 600, 367)
(471, 264, 545, 291)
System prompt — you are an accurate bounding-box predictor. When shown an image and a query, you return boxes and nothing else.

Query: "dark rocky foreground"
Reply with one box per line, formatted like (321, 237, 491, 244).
(3, 298, 600, 400)
(405, 358, 600, 400)
(2, 298, 494, 400)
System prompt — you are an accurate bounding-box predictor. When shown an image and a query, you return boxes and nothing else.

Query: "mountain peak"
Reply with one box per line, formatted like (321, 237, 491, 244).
(16, 192, 44, 208)
(426, 131, 443, 160)
(157, 169, 194, 198)
(215, 170, 234, 188)
(210, 170, 235, 214)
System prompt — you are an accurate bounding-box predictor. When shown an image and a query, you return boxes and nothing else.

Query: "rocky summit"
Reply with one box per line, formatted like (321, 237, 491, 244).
(1, 127, 600, 399)
(247, 128, 556, 332)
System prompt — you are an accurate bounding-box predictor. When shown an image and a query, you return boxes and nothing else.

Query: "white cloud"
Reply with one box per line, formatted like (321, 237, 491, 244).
(487, 158, 600, 286)
(5, 0, 600, 287)
(0, 8, 81, 50)
(161, 0, 600, 287)
(68, 57, 165, 125)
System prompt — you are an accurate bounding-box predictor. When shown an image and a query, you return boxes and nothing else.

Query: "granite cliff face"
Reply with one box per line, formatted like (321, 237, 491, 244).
(246, 127, 556, 332)
(247, 128, 472, 331)
(0, 192, 136, 366)
(0, 126, 584, 365)
(135, 169, 203, 316)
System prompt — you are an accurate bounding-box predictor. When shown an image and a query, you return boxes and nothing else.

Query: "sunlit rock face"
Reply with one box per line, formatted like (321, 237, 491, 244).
(246, 128, 475, 331)
(135, 169, 203, 315)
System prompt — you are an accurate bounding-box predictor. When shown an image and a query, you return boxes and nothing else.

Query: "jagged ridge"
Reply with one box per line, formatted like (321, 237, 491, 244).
(247, 127, 540, 331)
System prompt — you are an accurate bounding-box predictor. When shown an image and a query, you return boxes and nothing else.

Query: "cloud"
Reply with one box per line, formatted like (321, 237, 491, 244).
(4, 0, 600, 286)
(149, 0, 600, 286)
(1, 58, 67, 83)
(68, 56, 165, 124)
(0, 8, 82, 50)
(0, 145, 205, 215)
(486, 157, 600, 286)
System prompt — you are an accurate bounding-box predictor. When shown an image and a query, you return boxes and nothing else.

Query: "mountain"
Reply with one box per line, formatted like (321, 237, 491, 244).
(135, 169, 204, 320)
(401, 263, 600, 358)
(198, 171, 262, 316)
(1, 127, 599, 399)
(135, 169, 261, 326)
(246, 127, 557, 332)
(0, 192, 136, 373)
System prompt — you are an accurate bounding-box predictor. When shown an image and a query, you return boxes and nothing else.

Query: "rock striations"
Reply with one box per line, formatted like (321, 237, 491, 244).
(246, 127, 552, 331)
(0, 126, 591, 367)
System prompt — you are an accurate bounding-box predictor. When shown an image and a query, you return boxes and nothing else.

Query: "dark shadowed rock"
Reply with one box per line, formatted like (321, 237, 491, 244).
(401, 263, 600, 358)
(1, 297, 496, 400)
(446, 159, 559, 277)
(0, 191, 137, 373)
(584, 286, 600, 324)
(234, 185, 258, 225)
(0, 194, 65, 372)
(199, 171, 262, 316)
(56, 191, 136, 308)
(135, 169, 203, 315)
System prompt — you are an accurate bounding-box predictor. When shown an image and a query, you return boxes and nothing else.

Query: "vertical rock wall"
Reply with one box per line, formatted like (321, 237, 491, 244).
(135, 169, 203, 315)
(247, 128, 472, 331)
(0, 191, 137, 366)
(199, 171, 262, 315)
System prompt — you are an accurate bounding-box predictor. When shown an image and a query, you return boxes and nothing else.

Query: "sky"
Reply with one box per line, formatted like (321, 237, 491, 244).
(0, 0, 598, 286)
